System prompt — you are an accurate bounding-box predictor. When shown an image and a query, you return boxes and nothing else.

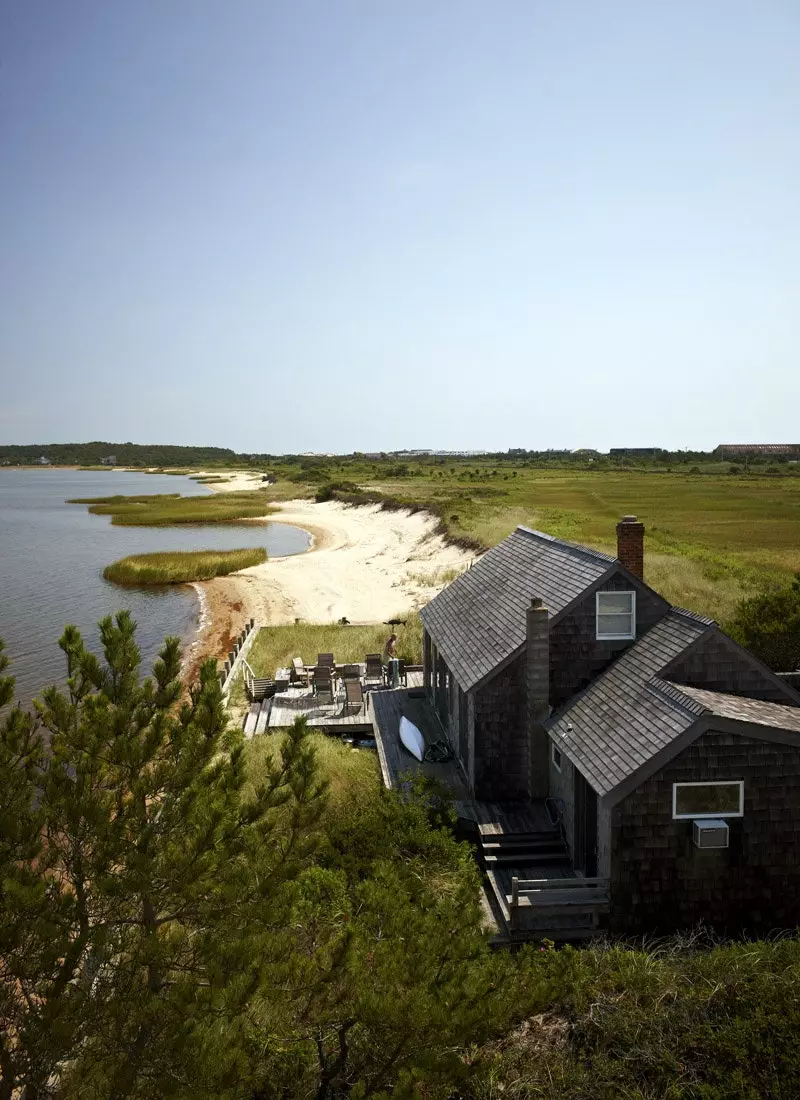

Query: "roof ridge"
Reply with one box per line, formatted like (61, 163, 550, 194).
(647, 676, 709, 717)
(669, 605, 717, 627)
(515, 525, 617, 565)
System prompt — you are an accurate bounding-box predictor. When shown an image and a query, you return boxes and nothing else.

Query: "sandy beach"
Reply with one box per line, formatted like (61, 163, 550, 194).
(184, 491, 478, 676)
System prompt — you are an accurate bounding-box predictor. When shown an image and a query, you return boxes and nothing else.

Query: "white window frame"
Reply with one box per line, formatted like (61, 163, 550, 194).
(551, 742, 562, 772)
(672, 780, 744, 820)
(595, 589, 636, 641)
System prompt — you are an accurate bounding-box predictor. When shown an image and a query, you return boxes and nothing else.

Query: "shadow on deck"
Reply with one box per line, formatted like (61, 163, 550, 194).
(369, 678, 474, 819)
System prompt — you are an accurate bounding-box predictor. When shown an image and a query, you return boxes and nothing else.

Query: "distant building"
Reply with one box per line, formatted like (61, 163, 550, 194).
(36, 456, 52, 465)
(609, 448, 665, 458)
(715, 444, 800, 459)
(101, 455, 117, 465)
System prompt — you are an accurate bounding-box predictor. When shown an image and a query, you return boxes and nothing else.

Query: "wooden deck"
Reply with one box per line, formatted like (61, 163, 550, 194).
(266, 683, 376, 734)
(369, 677, 474, 817)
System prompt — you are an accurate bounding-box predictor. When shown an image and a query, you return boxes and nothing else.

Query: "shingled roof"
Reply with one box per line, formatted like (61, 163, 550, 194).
(668, 684, 800, 734)
(546, 610, 713, 798)
(546, 612, 800, 801)
(420, 526, 615, 692)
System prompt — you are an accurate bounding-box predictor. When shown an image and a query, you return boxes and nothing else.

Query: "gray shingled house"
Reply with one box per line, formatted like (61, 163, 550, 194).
(420, 517, 800, 935)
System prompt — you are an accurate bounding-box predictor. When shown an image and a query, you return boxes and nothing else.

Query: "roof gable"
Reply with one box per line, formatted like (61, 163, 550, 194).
(546, 611, 713, 797)
(420, 526, 616, 691)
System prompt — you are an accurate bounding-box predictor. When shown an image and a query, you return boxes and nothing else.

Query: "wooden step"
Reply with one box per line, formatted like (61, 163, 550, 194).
(484, 852, 569, 867)
(254, 699, 270, 735)
(481, 837, 565, 852)
(243, 701, 260, 736)
(480, 829, 560, 842)
(508, 891, 610, 911)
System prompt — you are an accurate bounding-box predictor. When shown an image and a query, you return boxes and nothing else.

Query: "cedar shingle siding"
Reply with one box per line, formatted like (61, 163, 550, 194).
(474, 655, 527, 799)
(549, 573, 667, 708)
(611, 730, 800, 934)
(664, 631, 796, 702)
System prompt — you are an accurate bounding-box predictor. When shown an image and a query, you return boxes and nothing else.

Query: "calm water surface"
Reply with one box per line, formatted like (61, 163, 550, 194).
(0, 469, 310, 706)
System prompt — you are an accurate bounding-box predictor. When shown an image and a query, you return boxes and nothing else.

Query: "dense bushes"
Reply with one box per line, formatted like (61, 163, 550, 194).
(467, 934, 800, 1099)
(728, 574, 800, 671)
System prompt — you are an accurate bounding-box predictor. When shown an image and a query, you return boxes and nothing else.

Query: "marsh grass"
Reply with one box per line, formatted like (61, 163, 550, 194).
(103, 547, 267, 586)
(229, 615, 422, 709)
(69, 489, 276, 525)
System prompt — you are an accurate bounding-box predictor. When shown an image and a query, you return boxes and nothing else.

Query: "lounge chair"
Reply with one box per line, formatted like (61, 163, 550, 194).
(364, 653, 384, 689)
(290, 656, 309, 686)
(341, 663, 361, 680)
(312, 665, 335, 704)
(340, 678, 364, 716)
(317, 652, 335, 669)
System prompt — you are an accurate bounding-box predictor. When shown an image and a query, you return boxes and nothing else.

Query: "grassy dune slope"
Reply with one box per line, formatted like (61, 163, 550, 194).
(103, 547, 267, 585)
(69, 489, 275, 525)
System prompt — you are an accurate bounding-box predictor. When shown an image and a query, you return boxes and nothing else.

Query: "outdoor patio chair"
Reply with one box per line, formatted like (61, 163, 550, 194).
(317, 652, 335, 669)
(312, 665, 335, 704)
(364, 653, 384, 688)
(340, 678, 365, 716)
(290, 656, 309, 686)
(341, 663, 361, 680)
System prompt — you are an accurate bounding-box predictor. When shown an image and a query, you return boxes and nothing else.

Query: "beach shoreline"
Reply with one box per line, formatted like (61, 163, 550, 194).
(183, 494, 476, 681)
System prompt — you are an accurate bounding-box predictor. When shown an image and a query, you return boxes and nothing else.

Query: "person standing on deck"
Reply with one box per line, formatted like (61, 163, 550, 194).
(383, 632, 397, 661)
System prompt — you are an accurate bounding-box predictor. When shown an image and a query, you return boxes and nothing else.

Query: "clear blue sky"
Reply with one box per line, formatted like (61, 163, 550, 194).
(2, 1, 798, 453)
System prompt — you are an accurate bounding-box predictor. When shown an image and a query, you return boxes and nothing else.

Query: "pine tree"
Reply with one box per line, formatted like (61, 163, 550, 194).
(0, 614, 326, 1099)
(1, 617, 543, 1099)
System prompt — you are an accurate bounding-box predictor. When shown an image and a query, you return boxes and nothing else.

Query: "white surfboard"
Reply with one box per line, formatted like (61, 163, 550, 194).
(399, 715, 425, 762)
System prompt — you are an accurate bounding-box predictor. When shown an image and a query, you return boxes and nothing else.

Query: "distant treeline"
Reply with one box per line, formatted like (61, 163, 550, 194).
(0, 442, 242, 467)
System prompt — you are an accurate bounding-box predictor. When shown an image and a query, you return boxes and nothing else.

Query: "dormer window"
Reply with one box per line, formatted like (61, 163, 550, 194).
(596, 590, 636, 640)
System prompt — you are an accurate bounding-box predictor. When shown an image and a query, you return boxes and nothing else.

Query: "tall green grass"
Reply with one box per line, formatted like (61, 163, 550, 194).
(69, 489, 275, 526)
(103, 547, 267, 586)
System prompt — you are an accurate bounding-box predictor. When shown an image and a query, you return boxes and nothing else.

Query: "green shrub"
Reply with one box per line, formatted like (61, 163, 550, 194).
(727, 574, 800, 670)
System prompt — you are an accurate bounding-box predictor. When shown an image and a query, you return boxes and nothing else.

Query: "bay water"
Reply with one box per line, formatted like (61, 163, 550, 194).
(0, 469, 309, 706)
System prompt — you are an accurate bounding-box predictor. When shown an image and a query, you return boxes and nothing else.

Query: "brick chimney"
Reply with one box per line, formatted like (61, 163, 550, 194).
(527, 597, 550, 799)
(616, 515, 645, 579)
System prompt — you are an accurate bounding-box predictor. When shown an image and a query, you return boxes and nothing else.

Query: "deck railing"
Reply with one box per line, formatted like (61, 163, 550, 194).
(509, 876, 610, 925)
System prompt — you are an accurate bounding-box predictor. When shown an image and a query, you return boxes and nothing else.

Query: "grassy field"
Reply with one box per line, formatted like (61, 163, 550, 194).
(103, 547, 267, 585)
(229, 616, 422, 710)
(68, 489, 276, 526)
(318, 467, 800, 625)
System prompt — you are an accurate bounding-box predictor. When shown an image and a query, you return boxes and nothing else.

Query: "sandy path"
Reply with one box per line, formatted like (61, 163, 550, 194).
(185, 497, 478, 675)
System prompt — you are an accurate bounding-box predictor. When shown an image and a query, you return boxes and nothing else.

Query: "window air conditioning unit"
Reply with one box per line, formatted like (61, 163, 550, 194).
(692, 818, 729, 849)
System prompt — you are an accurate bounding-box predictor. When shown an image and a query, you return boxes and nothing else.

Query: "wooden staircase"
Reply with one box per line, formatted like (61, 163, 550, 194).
(474, 801, 608, 942)
(480, 830, 569, 868)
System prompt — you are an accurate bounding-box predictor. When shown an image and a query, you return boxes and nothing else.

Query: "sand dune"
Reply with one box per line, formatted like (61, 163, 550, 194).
(185, 496, 477, 673)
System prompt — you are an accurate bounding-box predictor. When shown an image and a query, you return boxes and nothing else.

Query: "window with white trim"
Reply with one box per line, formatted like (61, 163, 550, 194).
(596, 590, 636, 640)
(672, 781, 744, 820)
(551, 743, 562, 772)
